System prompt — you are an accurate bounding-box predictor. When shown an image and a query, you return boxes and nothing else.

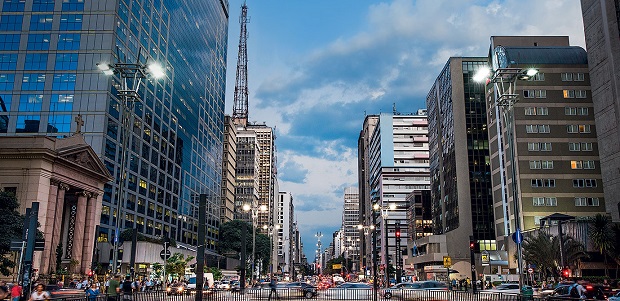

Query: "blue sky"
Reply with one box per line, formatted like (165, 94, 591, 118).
(224, 0, 587, 261)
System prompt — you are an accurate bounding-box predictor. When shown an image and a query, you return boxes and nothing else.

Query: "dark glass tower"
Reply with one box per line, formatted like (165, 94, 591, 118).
(0, 0, 229, 264)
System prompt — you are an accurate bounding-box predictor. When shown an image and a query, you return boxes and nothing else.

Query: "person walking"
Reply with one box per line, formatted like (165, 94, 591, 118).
(106, 275, 121, 301)
(268, 277, 279, 301)
(10, 283, 22, 301)
(121, 276, 134, 301)
(28, 284, 50, 301)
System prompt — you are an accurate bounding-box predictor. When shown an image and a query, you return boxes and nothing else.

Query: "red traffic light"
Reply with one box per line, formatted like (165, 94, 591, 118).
(470, 242, 475, 250)
(395, 230, 401, 238)
(562, 268, 570, 278)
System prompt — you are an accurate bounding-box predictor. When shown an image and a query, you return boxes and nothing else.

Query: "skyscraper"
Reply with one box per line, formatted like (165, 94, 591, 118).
(357, 114, 378, 274)
(0, 0, 229, 270)
(581, 0, 620, 221)
(221, 115, 236, 223)
(342, 187, 360, 271)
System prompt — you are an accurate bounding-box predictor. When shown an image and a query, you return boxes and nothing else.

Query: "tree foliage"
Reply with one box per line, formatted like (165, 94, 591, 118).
(206, 267, 222, 280)
(589, 214, 615, 277)
(165, 253, 194, 278)
(0, 191, 25, 276)
(152, 263, 163, 278)
(522, 231, 587, 279)
(218, 220, 272, 273)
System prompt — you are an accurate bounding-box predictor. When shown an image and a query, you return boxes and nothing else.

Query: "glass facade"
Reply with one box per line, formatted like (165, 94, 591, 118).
(0, 0, 229, 259)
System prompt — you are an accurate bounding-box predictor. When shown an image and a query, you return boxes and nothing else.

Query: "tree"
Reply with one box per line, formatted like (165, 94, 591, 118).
(152, 263, 163, 278)
(165, 253, 194, 279)
(206, 267, 222, 280)
(218, 220, 272, 274)
(55, 242, 64, 274)
(588, 214, 615, 277)
(0, 191, 25, 276)
(522, 231, 587, 279)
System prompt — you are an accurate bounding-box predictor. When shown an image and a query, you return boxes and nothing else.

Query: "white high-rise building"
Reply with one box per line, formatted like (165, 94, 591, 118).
(342, 187, 360, 271)
(277, 192, 294, 276)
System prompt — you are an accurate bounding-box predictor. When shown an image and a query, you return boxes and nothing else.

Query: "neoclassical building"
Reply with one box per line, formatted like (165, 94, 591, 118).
(0, 134, 112, 275)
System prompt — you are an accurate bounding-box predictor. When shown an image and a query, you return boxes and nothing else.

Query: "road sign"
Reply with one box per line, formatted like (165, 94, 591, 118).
(332, 264, 342, 269)
(160, 249, 171, 260)
(443, 256, 451, 268)
(481, 251, 490, 265)
(527, 268, 534, 274)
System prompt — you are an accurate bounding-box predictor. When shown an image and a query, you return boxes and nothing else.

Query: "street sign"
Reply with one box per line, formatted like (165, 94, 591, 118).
(159, 249, 171, 260)
(443, 256, 451, 268)
(527, 268, 534, 274)
(10, 239, 43, 251)
(332, 264, 342, 269)
(481, 251, 490, 265)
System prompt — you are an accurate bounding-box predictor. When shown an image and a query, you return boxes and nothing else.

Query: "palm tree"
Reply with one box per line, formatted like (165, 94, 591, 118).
(588, 214, 614, 277)
(522, 231, 587, 279)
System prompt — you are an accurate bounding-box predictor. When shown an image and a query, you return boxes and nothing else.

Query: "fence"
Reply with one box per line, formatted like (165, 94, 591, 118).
(46, 289, 599, 301)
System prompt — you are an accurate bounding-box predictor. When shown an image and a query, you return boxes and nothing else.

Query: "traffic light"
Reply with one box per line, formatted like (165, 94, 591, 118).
(469, 237, 476, 251)
(395, 225, 401, 238)
(87, 271, 93, 277)
(562, 268, 570, 278)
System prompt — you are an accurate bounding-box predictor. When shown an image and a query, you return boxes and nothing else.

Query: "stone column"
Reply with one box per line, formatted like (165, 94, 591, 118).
(71, 191, 89, 274)
(40, 179, 59, 275)
(81, 193, 99, 273)
(49, 183, 69, 273)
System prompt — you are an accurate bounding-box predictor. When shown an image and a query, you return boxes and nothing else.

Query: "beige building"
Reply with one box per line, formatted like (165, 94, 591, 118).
(220, 115, 237, 223)
(486, 36, 607, 271)
(357, 115, 378, 274)
(581, 0, 620, 222)
(0, 135, 112, 275)
(245, 124, 277, 233)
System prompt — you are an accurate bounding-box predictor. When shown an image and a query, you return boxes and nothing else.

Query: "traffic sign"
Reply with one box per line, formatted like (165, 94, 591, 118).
(160, 249, 171, 260)
(511, 229, 523, 244)
(527, 268, 534, 274)
(443, 256, 452, 268)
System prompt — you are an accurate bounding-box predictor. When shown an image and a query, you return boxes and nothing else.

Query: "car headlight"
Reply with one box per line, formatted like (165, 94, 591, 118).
(178, 287, 183, 292)
(166, 288, 171, 292)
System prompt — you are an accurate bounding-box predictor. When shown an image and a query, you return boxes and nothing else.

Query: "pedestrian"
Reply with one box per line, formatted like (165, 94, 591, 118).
(10, 283, 22, 301)
(121, 276, 134, 301)
(0, 281, 9, 300)
(268, 277, 279, 301)
(85, 284, 99, 301)
(28, 284, 50, 301)
(106, 275, 121, 301)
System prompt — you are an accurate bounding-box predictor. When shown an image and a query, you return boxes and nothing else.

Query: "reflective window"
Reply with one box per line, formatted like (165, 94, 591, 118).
(62, 0, 84, 11)
(0, 94, 11, 112)
(0, 54, 17, 70)
(59, 14, 82, 30)
(47, 114, 71, 133)
(2, 0, 25, 12)
(18, 94, 43, 112)
(57, 33, 80, 50)
(0, 34, 20, 50)
(49, 94, 73, 111)
(55, 53, 78, 70)
(0, 15, 23, 30)
(0, 114, 7, 132)
(0, 74, 14, 90)
(16, 115, 40, 133)
(21, 73, 46, 90)
(24, 53, 48, 70)
(29, 15, 53, 31)
(52, 73, 76, 90)
(32, 0, 55, 11)
(27, 34, 50, 50)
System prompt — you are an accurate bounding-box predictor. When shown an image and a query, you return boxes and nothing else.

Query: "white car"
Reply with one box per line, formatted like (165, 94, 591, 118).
(482, 283, 520, 294)
(609, 291, 620, 301)
(324, 283, 373, 300)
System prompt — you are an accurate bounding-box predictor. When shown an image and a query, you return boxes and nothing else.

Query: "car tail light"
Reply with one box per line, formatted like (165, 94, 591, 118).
(586, 285, 593, 290)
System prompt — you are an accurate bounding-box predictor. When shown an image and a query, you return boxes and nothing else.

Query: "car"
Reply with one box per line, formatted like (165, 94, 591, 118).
(217, 280, 231, 290)
(45, 285, 85, 299)
(247, 283, 290, 299)
(286, 282, 318, 299)
(230, 281, 240, 292)
(383, 281, 448, 300)
(324, 283, 373, 300)
(166, 283, 188, 295)
(482, 283, 521, 294)
(609, 291, 620, 301)
(583, 284, 610, 300)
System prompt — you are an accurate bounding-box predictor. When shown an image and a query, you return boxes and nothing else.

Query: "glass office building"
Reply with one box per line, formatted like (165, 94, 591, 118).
(0, 0, 229, 262)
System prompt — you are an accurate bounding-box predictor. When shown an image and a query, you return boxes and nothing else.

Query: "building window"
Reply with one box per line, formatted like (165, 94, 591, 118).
(62, 0, 84, 11)
(538, 124, 550, 133)
(52, 73, 76, 90)
(0, 54, 18, 70)
(47, 114, 71, 133)
(569, 142, 580, 151)
(528, 142, 539, 151)
(540, 142, 552, 151)
(18, 94, 43, 112)
(2, 0, 26, 12)
(565, 107, 577, 116)
(563, 90, 575, 98)
(571, 160, 583, 169)
(542, 160, 554, 169)
(531, 179, 555, 188)
(523, 90, 535, 98)
(55, 53, 78, 70)
(546, 197, 557, 206)
(529, 161, 541, 169)
(0, 94, 12, 112)
(59, 14, 82, 30)
(584, 160, 596, 169)
(535, 90, 547, 98)
(57, 33, 80, 50)
(0, 34, 20, 50)
(532, 73, 545, 81)
(0, 74, 14, 91)
(27, 34, 50, 50)
(16, 115, 40, 133)
(29, 15, 53, 31)
(533, 197, 545, 206)
(525, 107, 535, 115)
(578, 124, 591, 133)
(24, 54, 47, 70)
(567, 125, 579, 133)
(49, 94, 73, 111)
(574, 73, 585, 81)
(575, 197, 600, 206)
(581, 142, 593, 151)
(577, 107, 588, 115)
(561, 73, 573, 81)
(526, 125, 538, 133)
(0, 15, 23, 30)
(32, 0, 55, 11)
(576, 90, 587, 98)
(21, 73, 45, 90)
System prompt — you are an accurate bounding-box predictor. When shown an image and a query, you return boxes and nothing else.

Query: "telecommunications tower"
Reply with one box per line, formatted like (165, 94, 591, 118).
(232, 2, 249, 126)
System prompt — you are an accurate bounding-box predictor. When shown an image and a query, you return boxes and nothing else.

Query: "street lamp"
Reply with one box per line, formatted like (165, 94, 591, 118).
(243, 203, 267, 282)
(263, 224, 280, 277)
(370, 202, 395, 299)
(98, 48, 165, 275)
(474, 62, 538, 289)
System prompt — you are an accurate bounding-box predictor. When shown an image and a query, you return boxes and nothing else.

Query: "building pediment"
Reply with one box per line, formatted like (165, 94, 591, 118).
(57, 143, 112, 182)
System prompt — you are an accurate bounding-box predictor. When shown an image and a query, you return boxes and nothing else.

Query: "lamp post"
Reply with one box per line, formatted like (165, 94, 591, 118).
(98, 49, 165, 275)
(243, 203, 267, 282)
(357, 224, 374, 279)
(370, 202, 395, 297)
(263, 224, 280, 277)
(474, 63, 538, 289)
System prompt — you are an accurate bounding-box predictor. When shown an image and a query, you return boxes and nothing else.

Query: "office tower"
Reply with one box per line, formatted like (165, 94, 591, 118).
(276, 191, 294, 276)
(220, 115, 236, 223)
(421, 57, 496, 276)
(0, 0, 229, 269)
(357, 115, 378, 274)
(581, 0, 620, 221)
(234, 128, 260, 220)
(486, 36, 606, 272)
(342, 187, 360, 271)
(366, 111, 430, 279)
(246, 123, 277, 232)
